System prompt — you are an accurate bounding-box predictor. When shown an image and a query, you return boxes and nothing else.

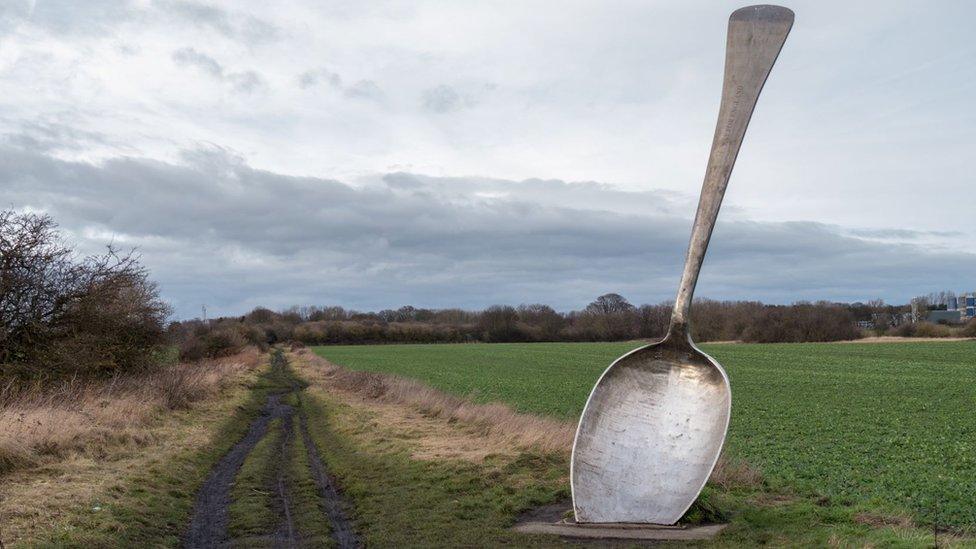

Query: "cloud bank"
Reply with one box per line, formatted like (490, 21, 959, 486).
(4, 142, 974, 318)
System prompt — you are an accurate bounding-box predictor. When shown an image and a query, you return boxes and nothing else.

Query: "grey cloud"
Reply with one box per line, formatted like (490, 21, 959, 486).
(0, 0, 276, 44)
(154, 0, 278, 45)
(845, 227, 965, 240)
(297, 71, 383, 103)
(344, 80, 383, 101)
(3, 144, 975, 318)
(172, 47, 265, 93)
(421, 85, 473, 114)
(227, 70, 264, 93)
(172, 47, 223, 77)
(0, 0, 133, 37)
(3, 121, 111, 153)
(298, 68, 342, 89)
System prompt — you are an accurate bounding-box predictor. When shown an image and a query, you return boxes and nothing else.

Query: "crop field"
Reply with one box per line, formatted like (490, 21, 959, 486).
(314, 340, 976, 530)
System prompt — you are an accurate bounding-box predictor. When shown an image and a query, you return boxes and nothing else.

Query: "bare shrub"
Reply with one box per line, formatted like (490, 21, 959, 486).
(203, 327, 246, 358)
(0, 210, 170, 375)
(150, 365, 212, 410)
(911, 322, 953, 338)
(887, 322, 915, 337)
(178, 335, 208, 362)
(742, 301, 859, 343)
(959, 319, 976, 338)
(177, 326, 247, 362)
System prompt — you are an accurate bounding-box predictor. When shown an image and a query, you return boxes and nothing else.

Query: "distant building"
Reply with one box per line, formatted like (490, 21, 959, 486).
(930, 292, 976, 324)
(927, 309, 964, 324)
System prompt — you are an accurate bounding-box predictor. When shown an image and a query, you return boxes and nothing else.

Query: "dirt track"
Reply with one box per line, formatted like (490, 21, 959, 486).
(182, 351, 359, 548)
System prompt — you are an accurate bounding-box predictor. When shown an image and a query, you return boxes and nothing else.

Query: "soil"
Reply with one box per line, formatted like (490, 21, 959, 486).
(182, 352, 360, 548)
(516, 499, 574, 524)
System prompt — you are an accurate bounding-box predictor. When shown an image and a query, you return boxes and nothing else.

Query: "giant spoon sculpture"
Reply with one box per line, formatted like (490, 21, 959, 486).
(571, 5, 793, 525)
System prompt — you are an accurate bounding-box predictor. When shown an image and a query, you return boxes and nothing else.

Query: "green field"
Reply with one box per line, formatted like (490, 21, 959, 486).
(314, 340, 976, 531)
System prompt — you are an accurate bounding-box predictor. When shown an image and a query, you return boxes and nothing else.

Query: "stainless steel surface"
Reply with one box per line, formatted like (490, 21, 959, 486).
(571, 5, 793, 525)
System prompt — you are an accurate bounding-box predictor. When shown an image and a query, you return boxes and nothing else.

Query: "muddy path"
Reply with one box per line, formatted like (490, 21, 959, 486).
(183, 351, 360, 548)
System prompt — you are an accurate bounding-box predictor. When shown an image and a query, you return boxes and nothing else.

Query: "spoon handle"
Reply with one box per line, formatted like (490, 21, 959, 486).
(670, 5, 793, 329)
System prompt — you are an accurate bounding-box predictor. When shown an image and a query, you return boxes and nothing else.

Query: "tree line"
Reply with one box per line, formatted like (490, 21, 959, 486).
(171, 294, 886, 360)
(4, 209, 971, 376)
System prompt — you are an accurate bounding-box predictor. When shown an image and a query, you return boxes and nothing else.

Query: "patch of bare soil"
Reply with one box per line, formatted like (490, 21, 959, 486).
(853, 512, 914, 529)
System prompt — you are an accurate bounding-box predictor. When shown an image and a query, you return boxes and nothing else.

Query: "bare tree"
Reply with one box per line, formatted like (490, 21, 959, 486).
(518, 303, 565, 340)
(0, 210, 170, 373)
(585, 293, 635, 315)
(479, 305, 521, 342)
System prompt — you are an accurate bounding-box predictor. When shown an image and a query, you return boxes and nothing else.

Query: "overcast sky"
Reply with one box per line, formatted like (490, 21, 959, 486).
(2, 0, 975, 318)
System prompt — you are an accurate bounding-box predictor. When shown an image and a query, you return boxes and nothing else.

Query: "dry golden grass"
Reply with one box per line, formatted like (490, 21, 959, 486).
(291, 350, 760, 489)
(0, 348, 264, 476)
(854, 511, 915, 529)
(709, 454, 764, 491)
(292, 350, 575, 456)
(0, 349, 265, 546)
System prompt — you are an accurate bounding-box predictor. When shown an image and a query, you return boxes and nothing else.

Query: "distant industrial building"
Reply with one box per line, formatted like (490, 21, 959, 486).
(927, 293, 976, 324)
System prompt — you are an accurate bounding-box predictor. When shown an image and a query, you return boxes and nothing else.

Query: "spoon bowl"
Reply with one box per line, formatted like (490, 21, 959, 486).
(571, 328, 730, 524)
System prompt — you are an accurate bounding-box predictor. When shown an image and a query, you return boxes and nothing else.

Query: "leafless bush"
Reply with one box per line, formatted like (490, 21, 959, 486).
(960, 319, 976, 338)
(0, 210, 170, 375)
(741, 301, 859, 343)
(911, 321, 953, 338)
(176, 325, 249, 362)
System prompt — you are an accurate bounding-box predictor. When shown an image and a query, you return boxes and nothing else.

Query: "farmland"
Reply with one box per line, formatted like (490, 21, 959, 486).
(314, 340, 976, 531)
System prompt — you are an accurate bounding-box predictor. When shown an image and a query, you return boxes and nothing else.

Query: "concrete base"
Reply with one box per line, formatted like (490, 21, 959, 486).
(514, 520, 728, 541)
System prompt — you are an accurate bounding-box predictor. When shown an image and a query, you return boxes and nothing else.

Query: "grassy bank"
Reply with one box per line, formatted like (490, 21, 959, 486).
(313, 340, 976, 534)
(0, 350, 280, 547)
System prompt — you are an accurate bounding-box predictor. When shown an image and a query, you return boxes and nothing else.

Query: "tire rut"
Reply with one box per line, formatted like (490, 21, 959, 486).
(298, 409, 361, 548)
(272, 412, 298, 547)
(182, 351, 359, 549)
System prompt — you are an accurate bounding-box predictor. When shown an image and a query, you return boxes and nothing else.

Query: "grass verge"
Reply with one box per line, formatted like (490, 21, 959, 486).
(297, 387, 566, 546)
